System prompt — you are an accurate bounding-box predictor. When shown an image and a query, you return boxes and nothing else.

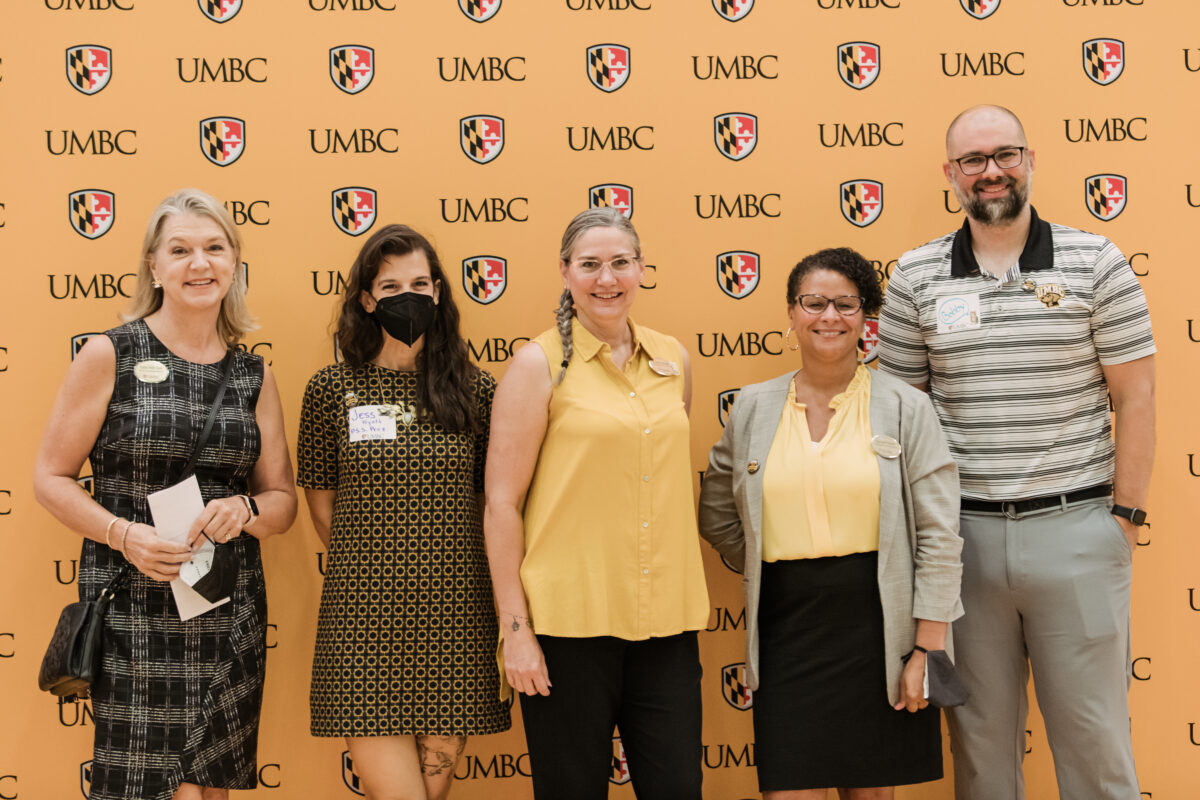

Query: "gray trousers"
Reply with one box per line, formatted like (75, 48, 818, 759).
(947, 497, 1139, 799)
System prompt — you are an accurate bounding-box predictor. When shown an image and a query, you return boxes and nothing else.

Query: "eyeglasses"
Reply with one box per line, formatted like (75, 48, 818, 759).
(794, 294, 864, 315)
(951, 146, 1026, 176)
(571, 256, 642, 275)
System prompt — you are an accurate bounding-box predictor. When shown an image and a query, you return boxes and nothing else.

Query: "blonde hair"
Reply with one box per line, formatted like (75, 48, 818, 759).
(123, 188, 255, 344)
(554, 208, 642, 384)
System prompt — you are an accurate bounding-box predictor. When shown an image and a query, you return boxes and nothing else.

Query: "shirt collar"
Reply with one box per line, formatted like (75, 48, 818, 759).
(950, 205, 1053, 278)
(571, 317, 670, 363)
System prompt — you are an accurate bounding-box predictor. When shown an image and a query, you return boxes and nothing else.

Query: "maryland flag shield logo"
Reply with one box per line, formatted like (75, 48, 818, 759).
(341, 751, 365, 796)
(1083, 38, 1124, 86)
(586, 44, 631, 93)
(721, 663, 753, 710)
(462, 256, 507, 305)
(81, 760, 93, 799)
(960, 0, 1000, 19)
(717, 389, 739, 428)
(460, 115, 504, 164)
(66, 45, 112, 95)
(588, 184, 633, 219)
(71, 333, 101, 360)
(840, 180, 883, 227)
(332, 187, 377, 236)
(198, 0, 242, 23)
(714, 113, 757, 161)
(712, 0, 754, 21)
(459, 0, 501, 22)
(837, 42, 880, 90)
(716, 251, 760, 300)
(68, 190, 115, 239)
(330, 45, 375, 94)
(200, 117, 245, 166)
(861, 318, 880, 363)
(610, 736, 631, 785)
(1085, 174, 1126, 221)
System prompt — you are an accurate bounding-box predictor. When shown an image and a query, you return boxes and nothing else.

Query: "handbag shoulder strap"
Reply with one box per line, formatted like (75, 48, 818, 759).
(181, 349, 237, 478)
(100, 564, 131, 602)
(105, 350, 234, 599)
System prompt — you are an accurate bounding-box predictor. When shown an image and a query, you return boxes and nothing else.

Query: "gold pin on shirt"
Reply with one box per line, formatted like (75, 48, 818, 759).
(378, 403, 417, 426)
(1035, 283, 1064, 307)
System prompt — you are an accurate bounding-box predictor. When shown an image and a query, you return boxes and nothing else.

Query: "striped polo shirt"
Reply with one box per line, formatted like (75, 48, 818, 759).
(877, 207, 1155, 501)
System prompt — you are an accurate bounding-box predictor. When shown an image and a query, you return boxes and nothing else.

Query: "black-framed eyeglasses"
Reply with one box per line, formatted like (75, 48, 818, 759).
(951, 146, 1026, 176)
(794, 294, 864, 315)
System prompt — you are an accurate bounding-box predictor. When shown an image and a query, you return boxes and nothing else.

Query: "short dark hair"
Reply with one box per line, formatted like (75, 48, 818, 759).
(785, 247, 883, 316)
(335, 224, 480, 432)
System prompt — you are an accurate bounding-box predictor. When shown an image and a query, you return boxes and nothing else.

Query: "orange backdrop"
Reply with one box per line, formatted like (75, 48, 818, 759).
(1, 1, 1196, 797)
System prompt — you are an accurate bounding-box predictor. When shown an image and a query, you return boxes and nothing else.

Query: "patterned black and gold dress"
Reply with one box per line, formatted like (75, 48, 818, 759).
(298, 362, 511, 737)
(82, 319, 267, 800)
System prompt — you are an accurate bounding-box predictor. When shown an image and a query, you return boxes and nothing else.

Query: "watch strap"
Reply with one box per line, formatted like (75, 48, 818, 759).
(239, 494, 259, 526)
(1111, 504, 1147, 526)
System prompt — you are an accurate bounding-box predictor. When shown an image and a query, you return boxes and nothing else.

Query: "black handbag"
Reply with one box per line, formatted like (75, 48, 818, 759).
(38, 567, 129, 700)
(37, 350, 237, 702)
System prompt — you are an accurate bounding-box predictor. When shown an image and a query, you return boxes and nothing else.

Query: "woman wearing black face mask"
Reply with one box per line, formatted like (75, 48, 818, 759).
(298, 224, 510, 800)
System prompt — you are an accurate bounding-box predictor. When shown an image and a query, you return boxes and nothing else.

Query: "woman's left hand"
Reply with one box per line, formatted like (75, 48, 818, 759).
(187, 496, 250, 548)
(894, 650, 929, 713)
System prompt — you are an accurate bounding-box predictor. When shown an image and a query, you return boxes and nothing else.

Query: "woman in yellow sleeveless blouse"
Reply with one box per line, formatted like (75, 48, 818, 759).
(698, 248, 964, 799)
(484, 208, 709, 799)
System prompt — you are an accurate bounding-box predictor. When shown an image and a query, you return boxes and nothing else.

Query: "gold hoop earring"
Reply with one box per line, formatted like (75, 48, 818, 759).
(784, 327, 800, 351)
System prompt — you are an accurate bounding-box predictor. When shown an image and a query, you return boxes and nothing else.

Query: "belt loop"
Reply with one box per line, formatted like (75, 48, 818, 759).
(1060, 493, 1068, 513)
(1003, 502, 1017, 520)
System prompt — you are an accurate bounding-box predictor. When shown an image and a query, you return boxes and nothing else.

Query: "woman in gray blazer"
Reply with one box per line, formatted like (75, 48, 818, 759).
(697, 247, 963, 800)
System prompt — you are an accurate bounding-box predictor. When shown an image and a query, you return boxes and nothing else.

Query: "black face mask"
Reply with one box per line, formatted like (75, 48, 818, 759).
(191, 544, 238, 603)
(372, 292, 436, 346)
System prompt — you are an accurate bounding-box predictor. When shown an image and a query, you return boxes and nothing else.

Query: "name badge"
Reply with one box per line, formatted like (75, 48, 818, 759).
(936, 293, 982, 334)
(348, 405, 397, 442)
(134, 359, 169, 383)
(649, 358, 679, 376)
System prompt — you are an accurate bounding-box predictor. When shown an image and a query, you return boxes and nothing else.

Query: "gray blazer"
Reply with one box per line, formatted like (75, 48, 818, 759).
(697, 368, 964, 707)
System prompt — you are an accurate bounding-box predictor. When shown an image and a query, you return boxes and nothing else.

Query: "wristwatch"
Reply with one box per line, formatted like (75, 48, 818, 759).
(1111, 504, 1147, 526)
(238, 494, 260, 528)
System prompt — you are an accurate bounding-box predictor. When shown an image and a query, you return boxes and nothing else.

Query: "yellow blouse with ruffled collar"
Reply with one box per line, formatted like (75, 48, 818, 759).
(761, 365, 881, 561)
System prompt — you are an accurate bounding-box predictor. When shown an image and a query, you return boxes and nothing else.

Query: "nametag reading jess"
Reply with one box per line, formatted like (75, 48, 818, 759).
(348, 405, 397, 442)
(936, 293, 982, 334)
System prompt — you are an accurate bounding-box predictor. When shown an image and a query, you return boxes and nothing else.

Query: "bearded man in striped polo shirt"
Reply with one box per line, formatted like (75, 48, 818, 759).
(877, 104, 1155, 800)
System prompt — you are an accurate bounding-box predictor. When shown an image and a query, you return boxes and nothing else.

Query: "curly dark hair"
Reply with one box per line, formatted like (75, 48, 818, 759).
(335, 224, 480, 433)
(784, 247, 883, 316)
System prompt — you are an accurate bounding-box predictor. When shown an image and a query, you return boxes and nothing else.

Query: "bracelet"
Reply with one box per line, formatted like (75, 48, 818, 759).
(911, 644, 928, 654)
(118, 519, 135, 554)
(104, 517, 122, 549)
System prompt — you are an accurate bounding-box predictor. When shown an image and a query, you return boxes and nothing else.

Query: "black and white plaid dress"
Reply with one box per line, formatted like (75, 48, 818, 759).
(80, 319, 266, 800)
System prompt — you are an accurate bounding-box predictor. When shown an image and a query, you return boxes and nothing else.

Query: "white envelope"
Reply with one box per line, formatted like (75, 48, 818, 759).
(146, 475, 231, 620)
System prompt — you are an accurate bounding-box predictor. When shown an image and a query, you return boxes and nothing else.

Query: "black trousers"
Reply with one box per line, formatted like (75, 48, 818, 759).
(518, 631, 703, 800)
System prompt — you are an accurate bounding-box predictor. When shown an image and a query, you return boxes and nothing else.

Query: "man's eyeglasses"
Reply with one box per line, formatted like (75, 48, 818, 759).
(794, 294, 864, 315)
(951, 146, 1026, 176)
(571, 256, 642, 274)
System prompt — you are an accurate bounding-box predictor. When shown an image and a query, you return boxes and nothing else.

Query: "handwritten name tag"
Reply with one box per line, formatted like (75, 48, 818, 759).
(936, 293, 982, 334)
(348, 405, 397, 442)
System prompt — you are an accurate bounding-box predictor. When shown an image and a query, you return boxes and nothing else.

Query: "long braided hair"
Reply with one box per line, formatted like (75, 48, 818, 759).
(555, 208, 641, 384)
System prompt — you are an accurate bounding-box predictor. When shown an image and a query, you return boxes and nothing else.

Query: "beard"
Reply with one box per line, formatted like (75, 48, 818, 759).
(954, 173, 1031, 225)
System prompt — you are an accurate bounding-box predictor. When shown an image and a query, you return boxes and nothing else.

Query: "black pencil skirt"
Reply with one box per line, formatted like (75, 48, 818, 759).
(753, 552, 942, 791)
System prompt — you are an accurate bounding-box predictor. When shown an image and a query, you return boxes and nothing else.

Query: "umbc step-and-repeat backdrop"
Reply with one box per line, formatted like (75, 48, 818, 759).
(1, 1, 1197, 798)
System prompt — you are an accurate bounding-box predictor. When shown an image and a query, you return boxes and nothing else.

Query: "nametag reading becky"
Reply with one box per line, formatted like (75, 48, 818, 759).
(348, 405, 397, 442)
(936, 293, 982, 334)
